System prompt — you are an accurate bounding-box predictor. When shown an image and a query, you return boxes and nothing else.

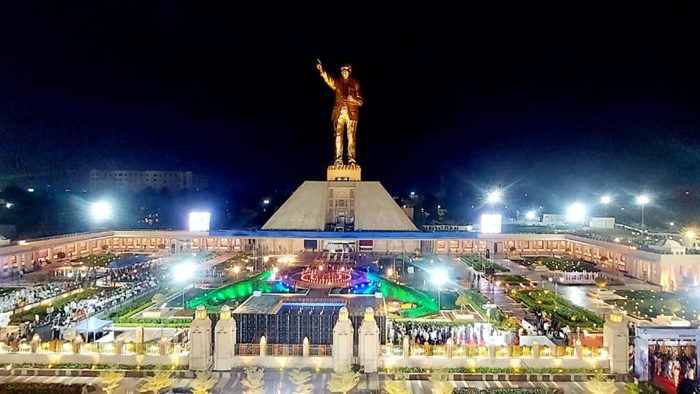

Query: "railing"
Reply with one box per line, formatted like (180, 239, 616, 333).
(235, 343, 332, 356)
(382, 344, 606, 359)
(0, 339, 188, 356)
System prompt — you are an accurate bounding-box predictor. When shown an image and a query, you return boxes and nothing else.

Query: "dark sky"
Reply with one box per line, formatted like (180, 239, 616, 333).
(1, 3, 700, 212)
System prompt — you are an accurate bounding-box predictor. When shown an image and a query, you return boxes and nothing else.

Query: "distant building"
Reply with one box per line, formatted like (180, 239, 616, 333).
(89, 170, 206, 192)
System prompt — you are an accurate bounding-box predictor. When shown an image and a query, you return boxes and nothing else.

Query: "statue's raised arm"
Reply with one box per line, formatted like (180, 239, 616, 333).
(317, 59, 336, 90)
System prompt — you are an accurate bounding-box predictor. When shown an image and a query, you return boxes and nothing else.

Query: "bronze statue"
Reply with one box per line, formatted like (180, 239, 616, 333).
(317, 60, 363, 166)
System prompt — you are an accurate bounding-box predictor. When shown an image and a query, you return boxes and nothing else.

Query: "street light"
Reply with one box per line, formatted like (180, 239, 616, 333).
(432, 268, 448, 311)
(173, 262, 196, 309)
(525, 210, 536, 221)
(635, 195, 650, 231)
(600, 195, 612, 217)
(548, 277, 558, 310)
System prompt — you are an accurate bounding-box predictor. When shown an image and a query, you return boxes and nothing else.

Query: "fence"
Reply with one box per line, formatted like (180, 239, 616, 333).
(235, 343, 332, 357)
(382, 343, 606, 359)
(0, 339, 188, 356)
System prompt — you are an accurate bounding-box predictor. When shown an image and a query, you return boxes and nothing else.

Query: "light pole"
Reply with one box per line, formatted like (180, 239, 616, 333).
(173, 262, 195, 309)
(635, 195, 650, 232)
(432, 268, 448, 311)
(600, 195, 612, 217)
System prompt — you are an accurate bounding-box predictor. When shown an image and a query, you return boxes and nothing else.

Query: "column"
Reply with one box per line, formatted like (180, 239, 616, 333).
(604, 313, 629, 374)
(188, 305, 212, 371)
(332, 306, 354, 372)
(214, 305, 236, 371)
(358, 307, 379, 373)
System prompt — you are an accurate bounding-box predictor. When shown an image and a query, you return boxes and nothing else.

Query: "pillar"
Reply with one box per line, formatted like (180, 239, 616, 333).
(188, 305, 212, 371)
(604, 313, 629, 374)
(332, 306, 354, 372)
(446, 338, 454, 358)
(214, 305, 236, 371)
(358, 307, 379, 373)
(532, 342, 540, 359)
(303, 337, 310, 358)
(260, 336, 267, 357)
(402, 335, 410, 358)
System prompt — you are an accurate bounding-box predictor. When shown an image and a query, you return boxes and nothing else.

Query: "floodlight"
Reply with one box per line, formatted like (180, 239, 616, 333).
(525, 210, 536, 220)
(90, 201, 113, 222)
(635, 195, 650, 205)
(565, 202, 587, 223)
(486, 190, 502, 205)
(600, 195, 612, 205)
(686, 230, 696, 240)
(432, 268, 448, 286)
(173, 262, 196, 282)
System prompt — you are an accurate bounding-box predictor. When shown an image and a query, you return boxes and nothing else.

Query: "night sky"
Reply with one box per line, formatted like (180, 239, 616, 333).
(1, 4, 700, 218)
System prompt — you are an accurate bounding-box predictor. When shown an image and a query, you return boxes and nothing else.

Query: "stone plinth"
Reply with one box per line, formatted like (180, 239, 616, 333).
(214, 305, 236, 371)
(327, 164, 361, 181)
(332, 307, 354, 372)
(604, 313, 629, 374)
(358, 307, 379, 373)
(189, 305, 212, 371)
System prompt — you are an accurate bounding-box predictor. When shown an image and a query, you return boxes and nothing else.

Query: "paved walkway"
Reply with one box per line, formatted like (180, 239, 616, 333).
(0, 373, 629, 393)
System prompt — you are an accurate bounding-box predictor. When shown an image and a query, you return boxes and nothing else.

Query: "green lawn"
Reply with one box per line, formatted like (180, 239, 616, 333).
(514, 256, 599, 272)
(606, 289, 698, 321)
(460, 256, 510, 273)
(511, 289, 604, 330)
(71, 253, 136, 267)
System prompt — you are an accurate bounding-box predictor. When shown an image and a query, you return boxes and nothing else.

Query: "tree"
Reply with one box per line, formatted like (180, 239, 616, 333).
(242, 366, 265, 394)
(384, 373, 411, 394)
(428, 369, 452, 394)
(595, 275, 608, 289)
(138, 370, 173, 394)
(288, 368, 313, 394)
(455, 295, 470, 311)
(326, 368, 360, 394)
(191, 371, 216, 394)
(99, 370, 124, 394)
(584, 374, 616, 393)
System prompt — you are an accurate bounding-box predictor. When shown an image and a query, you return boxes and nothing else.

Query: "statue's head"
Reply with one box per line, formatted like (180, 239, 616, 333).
(340, 64, 352, 80)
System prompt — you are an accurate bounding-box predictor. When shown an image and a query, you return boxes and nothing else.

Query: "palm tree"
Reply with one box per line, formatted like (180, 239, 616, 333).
(242, 366, 265, 394)
(384, 373, 411, 394)
(138, 371, 173, 394)
(288, 368, 313, 394)
(455, 294, 470, 311)
(99, 370, 124, 394)
(191, 371, 216, 394)
(326, 368, 360, 394)
(585, 374, 616, 393)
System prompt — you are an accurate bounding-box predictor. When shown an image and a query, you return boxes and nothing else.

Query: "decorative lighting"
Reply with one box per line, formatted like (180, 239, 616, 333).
(486, 189, 502, 205)
(565, 202, 587, 223)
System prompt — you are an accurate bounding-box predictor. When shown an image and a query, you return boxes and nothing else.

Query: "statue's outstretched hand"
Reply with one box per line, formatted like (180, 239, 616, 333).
(316, 63, 323, 72)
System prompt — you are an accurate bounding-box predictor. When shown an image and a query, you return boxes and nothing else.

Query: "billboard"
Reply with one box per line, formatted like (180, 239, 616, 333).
(480, 214, 502, 234)
(189, 211, 211, 232)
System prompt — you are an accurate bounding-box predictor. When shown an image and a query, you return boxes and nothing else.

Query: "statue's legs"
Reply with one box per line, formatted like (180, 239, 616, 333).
(346, 120, 358, 165)
(334, 117, 346, 165)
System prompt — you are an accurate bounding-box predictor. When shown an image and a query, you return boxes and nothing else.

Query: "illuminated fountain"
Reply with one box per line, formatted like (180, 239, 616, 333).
(282, 263, 363, 289)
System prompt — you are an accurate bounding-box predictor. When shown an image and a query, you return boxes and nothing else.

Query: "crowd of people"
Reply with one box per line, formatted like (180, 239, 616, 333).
(648, 344, 697, 387)
(389, 321, 515, 347)
(107, 262, 157, 284)
(0, 282, 81, 313)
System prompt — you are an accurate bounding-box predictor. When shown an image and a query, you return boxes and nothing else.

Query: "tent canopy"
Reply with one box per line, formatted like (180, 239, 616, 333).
(74, 316, 113, 333)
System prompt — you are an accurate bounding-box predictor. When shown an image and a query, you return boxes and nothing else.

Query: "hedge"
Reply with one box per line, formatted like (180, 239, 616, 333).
(0, 383, 89, 394)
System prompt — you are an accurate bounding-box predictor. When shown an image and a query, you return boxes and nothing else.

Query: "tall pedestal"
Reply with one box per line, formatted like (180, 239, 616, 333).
(189, 305, 212, 371)
(332, 306, 354, 372)
(214, 305, 236, 371)
(327, 164, 361, 181)
(604, 313, 629, 374)
(358, 307, 379, 373)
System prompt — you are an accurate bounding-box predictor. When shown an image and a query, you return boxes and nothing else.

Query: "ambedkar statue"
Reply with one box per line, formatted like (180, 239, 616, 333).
(317, 60, 363, 166)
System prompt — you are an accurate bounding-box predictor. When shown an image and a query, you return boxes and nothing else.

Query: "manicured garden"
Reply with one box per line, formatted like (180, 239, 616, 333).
(460, 256, 510, 273)
(605, 289, 697, 321)
(510, 289, 604, 330)
(186, 270, 294, 311)
(493, 274, 530, 286)
(515, 256, 598, 272)
(454, 289, 513, 329)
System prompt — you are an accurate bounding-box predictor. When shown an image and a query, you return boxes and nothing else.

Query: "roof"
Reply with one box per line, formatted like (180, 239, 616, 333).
(211, 229, 477, 240)
(261, 181, 418, 231)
